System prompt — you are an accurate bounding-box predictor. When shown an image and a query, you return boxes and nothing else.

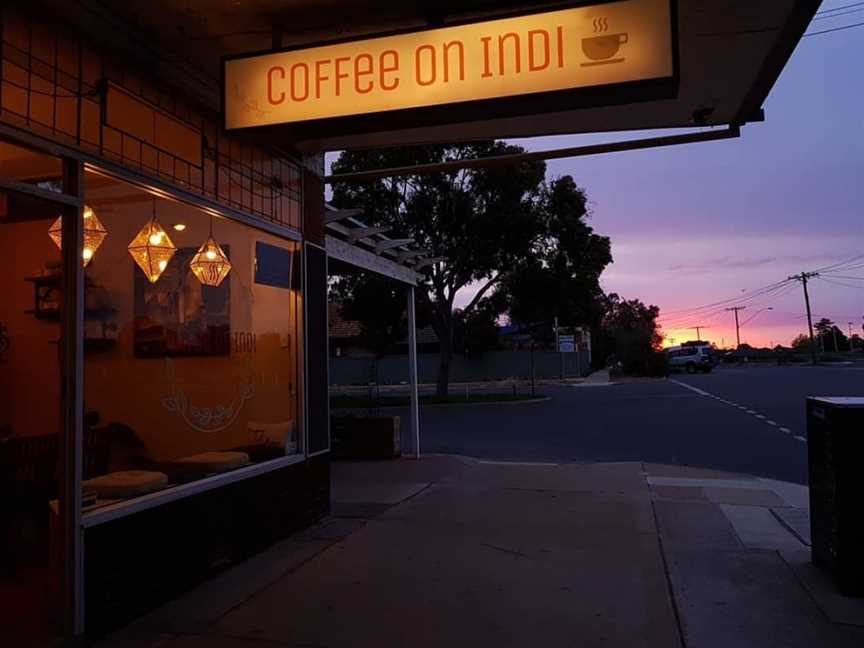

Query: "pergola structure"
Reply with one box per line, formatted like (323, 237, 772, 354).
(324, 204, 430, 458)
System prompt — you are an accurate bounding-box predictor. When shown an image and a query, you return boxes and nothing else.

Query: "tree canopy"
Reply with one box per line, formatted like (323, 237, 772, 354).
(331, 142, 595, 394)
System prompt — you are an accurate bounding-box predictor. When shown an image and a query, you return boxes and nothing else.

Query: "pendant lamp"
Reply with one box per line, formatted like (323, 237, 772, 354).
(189, 216, 231, 287)
(128, 198, 176, 283)
(48, 205, 108, 267)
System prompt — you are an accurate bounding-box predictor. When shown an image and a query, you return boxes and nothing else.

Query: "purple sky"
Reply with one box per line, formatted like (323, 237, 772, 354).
(510, 10, 863, 347)
(328, 9, 863, 348)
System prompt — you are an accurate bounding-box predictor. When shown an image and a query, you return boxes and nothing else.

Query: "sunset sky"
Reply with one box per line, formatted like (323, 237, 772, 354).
(511, 8, 863, 348)
(328, 7, 863, 349)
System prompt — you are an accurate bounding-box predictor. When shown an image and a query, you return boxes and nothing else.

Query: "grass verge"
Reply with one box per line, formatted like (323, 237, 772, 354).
(331, 393, 543, 408)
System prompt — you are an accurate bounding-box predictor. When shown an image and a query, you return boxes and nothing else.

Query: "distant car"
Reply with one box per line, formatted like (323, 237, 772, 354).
(666, 344, 716, 373)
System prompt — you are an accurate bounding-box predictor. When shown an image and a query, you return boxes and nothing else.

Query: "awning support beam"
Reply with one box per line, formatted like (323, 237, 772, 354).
(406, 285, 420, 459)
(325, 126, 741, 184)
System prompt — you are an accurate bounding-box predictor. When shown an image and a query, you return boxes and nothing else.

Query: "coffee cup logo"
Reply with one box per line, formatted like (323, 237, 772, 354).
(581, 17, 628, 67)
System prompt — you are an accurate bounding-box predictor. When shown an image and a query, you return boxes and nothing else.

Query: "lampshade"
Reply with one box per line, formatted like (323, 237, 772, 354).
(48, 205, 108, 267)
(128, 211, 176, 283)
(190, 236, 231, 287)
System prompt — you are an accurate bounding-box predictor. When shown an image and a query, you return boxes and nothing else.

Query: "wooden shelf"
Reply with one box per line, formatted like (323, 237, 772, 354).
(24, 274, 61, 285)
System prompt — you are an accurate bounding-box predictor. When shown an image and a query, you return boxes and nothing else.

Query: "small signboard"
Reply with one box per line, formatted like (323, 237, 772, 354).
(559, 335, 576, 353)
(223, 0, 674, 132)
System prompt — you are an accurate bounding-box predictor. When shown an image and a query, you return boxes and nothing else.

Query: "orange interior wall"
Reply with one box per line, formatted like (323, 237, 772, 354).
(0, 220, 62, 437)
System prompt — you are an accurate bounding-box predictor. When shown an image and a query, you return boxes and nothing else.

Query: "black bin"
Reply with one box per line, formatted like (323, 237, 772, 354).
(807, 396, 864, 596)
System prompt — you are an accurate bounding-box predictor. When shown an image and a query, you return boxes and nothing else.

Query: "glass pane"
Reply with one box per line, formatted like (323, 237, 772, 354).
(0, 140, 64, 193)
(81, 170, 302, 514)
(0, 188, 65, 643)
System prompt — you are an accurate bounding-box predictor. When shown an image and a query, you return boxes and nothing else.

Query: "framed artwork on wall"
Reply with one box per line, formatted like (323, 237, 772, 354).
(134, 247, 231, 357)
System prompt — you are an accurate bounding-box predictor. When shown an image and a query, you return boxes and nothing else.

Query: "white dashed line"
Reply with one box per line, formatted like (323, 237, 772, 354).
(668, 380, 710, 397)
(670, 380, 797, 440)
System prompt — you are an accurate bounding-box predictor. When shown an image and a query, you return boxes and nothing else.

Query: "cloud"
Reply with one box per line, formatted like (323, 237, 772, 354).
(667, 256, 777, 274)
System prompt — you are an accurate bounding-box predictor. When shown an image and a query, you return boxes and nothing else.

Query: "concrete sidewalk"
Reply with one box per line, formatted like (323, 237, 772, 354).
(101, 457, 864, 648)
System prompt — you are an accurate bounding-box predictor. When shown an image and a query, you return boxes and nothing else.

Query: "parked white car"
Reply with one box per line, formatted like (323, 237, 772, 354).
(666, 344, 716, 373)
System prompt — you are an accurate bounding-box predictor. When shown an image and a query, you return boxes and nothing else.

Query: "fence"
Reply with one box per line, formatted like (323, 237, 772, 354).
(330, 350, 588, 386)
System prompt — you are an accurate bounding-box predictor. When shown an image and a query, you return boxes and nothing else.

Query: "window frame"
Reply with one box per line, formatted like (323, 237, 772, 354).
(0, 126, 309, 636)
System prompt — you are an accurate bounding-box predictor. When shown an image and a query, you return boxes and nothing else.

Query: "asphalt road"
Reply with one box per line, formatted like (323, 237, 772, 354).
(417, 364, 864, 484)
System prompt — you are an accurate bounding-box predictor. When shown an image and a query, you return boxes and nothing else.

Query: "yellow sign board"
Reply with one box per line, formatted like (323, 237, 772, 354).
(223, 0, 674, 131)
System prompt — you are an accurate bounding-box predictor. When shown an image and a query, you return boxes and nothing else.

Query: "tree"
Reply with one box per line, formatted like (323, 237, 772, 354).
(454, 292, 505, 357)
(605, 294, 663, 375)
(330, 274, 408, 359)
(814, 318, 847, 352)
(331, 142, 548, 395)
(498, 176, 612, 351)
(790, 333, 811, 353)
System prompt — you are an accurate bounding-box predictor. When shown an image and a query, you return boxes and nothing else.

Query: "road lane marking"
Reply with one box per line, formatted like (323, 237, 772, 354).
(669, 379, 796, 440)
(669, 380, 710, 396)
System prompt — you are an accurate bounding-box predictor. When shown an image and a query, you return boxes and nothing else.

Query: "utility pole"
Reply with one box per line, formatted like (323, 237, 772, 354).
(693, 326, 707, 341)
(788, 272, 819, 365)
(725, 306, 747, 349)
(849, 322, 854, 352)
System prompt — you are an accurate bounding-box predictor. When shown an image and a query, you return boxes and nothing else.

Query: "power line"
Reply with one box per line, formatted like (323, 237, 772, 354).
(657, 280, 791, 321)
(813, 7, 864, 20)
(658, 281, 794, 327)
(804, 20, 864, 36)
(817, 276, 864, 290)
(820, 274, 864, 281)
(816, 1, 864, 15)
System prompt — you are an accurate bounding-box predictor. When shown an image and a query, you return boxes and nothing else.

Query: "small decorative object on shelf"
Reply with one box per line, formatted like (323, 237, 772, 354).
(190, 216, 231, 287)
(24, 270, 118, 352)
(24, 267, 62, 320)
(48, 205, 108, 267)
(128, 198, 176, 283)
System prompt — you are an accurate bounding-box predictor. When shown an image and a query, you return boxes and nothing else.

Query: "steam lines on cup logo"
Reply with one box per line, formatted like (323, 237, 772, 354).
(582, 16, 628, 67)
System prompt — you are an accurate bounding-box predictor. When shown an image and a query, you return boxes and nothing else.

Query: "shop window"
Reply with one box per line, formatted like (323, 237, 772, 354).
(0, 184, 67, 644)
(80, 170, 302, 515)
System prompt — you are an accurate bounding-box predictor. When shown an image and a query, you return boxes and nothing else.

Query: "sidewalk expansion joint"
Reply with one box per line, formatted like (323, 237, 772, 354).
(648, 496, 688, 648)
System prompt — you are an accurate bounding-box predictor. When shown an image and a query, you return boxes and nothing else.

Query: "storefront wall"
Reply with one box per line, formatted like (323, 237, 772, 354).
(0, 6, 329, 642)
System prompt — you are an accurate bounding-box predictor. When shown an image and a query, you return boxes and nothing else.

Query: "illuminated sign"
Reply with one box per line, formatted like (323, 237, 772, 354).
(223, 0, 674, 131)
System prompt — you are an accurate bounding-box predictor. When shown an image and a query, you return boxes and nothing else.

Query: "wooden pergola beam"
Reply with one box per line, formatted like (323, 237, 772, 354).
(348, 225, 391, 243)
(375, 238, 414, 254)
(325, 208, 363, 224)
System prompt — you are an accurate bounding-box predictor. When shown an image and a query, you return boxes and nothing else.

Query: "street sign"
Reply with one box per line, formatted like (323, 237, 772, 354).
(559, 335, 576, 353)
(223, 0, 674, 131)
